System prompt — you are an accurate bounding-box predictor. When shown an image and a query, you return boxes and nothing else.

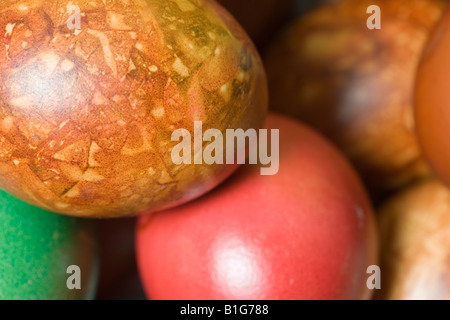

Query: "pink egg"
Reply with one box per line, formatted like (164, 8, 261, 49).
(136, 113, 378, 300)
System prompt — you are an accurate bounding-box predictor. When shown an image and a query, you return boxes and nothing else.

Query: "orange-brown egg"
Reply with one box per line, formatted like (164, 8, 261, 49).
(415, 6, 450, 188)
(0, 0, 268, 217)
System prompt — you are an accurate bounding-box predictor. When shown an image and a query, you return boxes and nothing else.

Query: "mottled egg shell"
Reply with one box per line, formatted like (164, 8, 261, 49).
(265, 0, 446, 195)
(0, 0, 268, 217)
(0, 189, 98, 300)
(376, 180, 450, 300)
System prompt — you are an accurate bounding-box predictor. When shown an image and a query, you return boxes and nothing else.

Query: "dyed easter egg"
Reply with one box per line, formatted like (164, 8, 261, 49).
(0, 189, 98, 300)
(377, 179, 450, 300)
(265, 0, 446, 195)
(136, 113, 378, 300)
(0, 0, 267, 217)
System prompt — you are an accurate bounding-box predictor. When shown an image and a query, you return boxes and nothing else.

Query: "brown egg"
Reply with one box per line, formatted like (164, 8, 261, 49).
(376, 180, 450, 300)
(217, 0, 294, 48)
(265, 0, 446, 194)
(415, 6, 450, 189)
(296, 0, 333, 15)
(0, 0, 268, 217)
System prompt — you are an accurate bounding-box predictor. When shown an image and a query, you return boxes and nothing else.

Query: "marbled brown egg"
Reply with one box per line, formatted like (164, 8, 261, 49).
(377, 180, 450, 300)
(0, 0, 268, 217)
(265, 0, 445, 196)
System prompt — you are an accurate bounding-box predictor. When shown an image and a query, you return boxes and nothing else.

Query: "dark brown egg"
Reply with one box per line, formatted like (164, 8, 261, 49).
(217, 0, 294, 48)
(377, 180, 450, 300)
(265, 0, 446, 194)
(0, 0, 268, 217)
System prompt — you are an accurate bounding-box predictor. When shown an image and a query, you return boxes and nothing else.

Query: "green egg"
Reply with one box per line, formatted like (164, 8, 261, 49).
(0, 189, 98, 300)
